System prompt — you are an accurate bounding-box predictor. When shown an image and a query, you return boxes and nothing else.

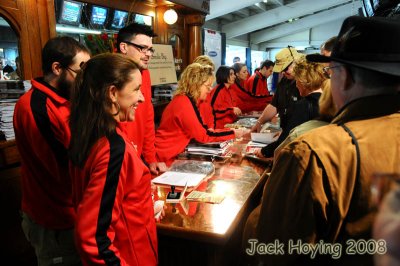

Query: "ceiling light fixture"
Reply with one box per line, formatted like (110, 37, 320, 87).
(164, 8, 178, 25)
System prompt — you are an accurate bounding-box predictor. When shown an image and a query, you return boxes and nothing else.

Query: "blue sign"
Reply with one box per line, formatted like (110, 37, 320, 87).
(208, 51, 218, 57)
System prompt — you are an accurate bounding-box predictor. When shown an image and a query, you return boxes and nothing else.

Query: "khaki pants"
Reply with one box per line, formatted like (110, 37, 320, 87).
(21, 212, 82, 266)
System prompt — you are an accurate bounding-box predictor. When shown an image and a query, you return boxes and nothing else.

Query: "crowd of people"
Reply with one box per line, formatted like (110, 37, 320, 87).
(12, 15, 400, 266)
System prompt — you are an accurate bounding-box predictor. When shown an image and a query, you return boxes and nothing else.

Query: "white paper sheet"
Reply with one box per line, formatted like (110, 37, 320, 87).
(152, 171, 206, 187)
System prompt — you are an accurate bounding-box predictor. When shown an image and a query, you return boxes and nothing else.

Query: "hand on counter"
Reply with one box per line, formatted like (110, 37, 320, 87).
(233, 107, 242, 116)
(149, 162, 167, 175)
(254, 148, 273, 161)
(154, 200, 167, 222)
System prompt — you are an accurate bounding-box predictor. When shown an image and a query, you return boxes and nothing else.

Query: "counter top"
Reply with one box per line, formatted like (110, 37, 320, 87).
(155, 147, 270, 245)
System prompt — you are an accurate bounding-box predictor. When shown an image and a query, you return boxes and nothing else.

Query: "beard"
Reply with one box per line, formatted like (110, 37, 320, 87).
(57, 71, 74, 99)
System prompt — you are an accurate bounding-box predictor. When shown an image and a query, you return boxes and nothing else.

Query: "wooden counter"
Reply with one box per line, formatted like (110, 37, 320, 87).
(155, 146, 271, 266)
(0, 140, 37, 265)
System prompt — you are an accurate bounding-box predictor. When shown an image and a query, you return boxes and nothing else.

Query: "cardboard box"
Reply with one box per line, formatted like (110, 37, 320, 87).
(251, 132, 278, 144)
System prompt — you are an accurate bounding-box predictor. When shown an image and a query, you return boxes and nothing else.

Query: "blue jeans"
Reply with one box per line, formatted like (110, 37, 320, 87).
(21, 212, 82, 266)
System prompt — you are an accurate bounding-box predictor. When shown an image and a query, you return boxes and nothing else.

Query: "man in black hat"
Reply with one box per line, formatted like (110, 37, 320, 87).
(243, 16, 400, 266)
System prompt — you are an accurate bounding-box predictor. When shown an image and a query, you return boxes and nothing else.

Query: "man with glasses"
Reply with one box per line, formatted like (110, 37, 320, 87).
(252, 46, 303, 158)
(117, 23, 167, 175)
(243, 16, 400, 266)
(13, 36, 90, 266)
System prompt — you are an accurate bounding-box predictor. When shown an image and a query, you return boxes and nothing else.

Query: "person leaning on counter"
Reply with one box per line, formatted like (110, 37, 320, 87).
(69, 54, 158, 266)
(155, 63, 235, 166)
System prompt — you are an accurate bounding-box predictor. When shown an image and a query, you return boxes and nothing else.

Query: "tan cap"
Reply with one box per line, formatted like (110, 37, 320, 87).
(273, 47, 300, 72)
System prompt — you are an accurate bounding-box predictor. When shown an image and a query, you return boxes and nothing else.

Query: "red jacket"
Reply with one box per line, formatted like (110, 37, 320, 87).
(208, 84, 240, 129)
(244, 71, 273, 111)
(198, 98, 214, 129)
(126, 69, 157, 163)
(13, 78, 75, 229)
(246, 70, 269, 95)
(155, 95, 234, 166)
(231, 81, 271, 113)
(71, 123, 157, 266)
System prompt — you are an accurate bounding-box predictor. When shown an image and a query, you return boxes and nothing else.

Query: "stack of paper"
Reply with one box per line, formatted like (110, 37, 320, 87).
(152, 160, 215, 189)
(245, 141, 263, 154)
(152, 171, 206, 188)
(185, 139, 233, 156)
(251, 132, 279, 144)
(0, 99, 17, 140)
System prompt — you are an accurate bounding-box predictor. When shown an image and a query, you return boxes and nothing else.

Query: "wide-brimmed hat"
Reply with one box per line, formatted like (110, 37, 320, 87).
(307, 16, 400, 77)
(273, 47, 301, 72)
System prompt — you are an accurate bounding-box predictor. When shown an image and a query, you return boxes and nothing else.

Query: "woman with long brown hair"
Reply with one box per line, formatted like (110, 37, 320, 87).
(69, 53, 157, 266)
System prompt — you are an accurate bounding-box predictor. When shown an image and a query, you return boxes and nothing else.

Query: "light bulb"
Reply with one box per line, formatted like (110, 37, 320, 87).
(164, 9, 178, 25)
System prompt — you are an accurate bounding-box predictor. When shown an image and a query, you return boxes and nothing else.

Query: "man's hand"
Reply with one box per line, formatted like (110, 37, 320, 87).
(251, 122, 262, 133)
(149, 162, 167, 175)
(254, 148, 264, 158)
(373, 188, 400, 265)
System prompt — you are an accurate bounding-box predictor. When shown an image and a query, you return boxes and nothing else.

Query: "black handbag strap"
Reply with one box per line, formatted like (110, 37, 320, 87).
(334, 123, 361, 243)
(339, 123, 361, 181)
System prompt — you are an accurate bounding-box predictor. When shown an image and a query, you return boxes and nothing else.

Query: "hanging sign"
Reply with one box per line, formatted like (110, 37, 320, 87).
(148, 44, 178, 85)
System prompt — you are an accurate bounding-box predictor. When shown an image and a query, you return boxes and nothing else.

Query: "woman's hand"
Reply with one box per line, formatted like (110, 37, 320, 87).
(233, 107, 242, 116)
(149, 162, 167, 175)
(154, 200, 167, 222)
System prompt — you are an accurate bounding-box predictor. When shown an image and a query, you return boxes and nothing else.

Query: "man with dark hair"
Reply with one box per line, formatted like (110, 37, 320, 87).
(13, 36, 90, 265)
(244, 16, 400, 266)
(237, 60, 274, 111)
(320, 36, 337, 56)
(246, 60, 275, 96)
(118, 22, 167, 174)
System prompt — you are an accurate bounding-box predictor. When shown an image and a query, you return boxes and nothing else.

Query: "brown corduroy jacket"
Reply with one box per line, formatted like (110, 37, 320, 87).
(244, 93, 400, 266)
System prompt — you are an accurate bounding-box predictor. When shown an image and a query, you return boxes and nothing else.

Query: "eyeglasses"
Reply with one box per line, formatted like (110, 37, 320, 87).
(66, 67, 80, 75)
(282, 63, 292, 73)
(64, 61, 86, 75)
(323, 65, 343, 78)
(123, 41, 155, 54)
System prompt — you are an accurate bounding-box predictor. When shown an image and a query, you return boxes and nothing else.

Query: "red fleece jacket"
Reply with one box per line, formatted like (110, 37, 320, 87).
(126, 69, 157, 163)
(155, 95, 234, 166)
(13, 78, 75, 229)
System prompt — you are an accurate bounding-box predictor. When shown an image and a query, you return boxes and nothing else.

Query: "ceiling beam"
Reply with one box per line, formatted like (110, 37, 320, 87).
(206, 0, 261, 20)
(271, 0, 285, 6)
(220, 13, 234, 21)
(227, 38, 249, 47)
(254, 2, 268, 12)
(251, 1, 361, 44)
(222, 0, 352, 38)
(235, 9, 251, 17)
